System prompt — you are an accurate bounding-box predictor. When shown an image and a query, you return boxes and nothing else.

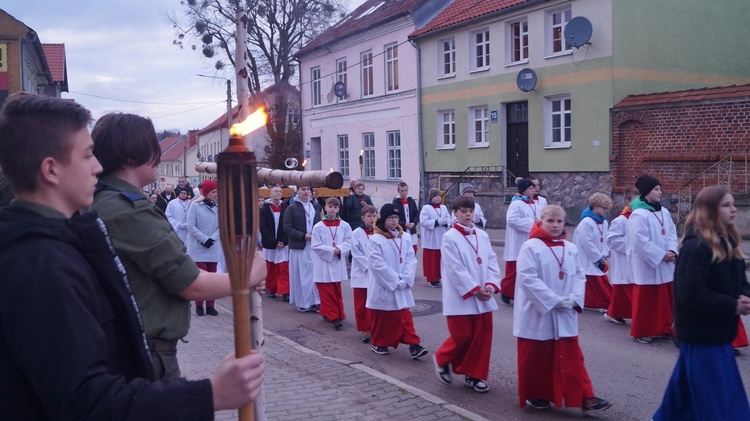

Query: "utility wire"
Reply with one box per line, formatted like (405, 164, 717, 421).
(69, 90, 222, 105)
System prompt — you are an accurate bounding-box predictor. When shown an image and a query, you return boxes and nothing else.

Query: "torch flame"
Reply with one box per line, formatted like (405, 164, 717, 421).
(229, 106, 268, 136)
(302, 159, 307, 167)
(330, 167, 334, 173)
(359, 149, 364, 156)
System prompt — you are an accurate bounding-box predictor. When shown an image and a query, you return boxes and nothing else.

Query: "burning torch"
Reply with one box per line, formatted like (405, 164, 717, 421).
(216, 106, 267, 421)
(359, 149, 364, 179)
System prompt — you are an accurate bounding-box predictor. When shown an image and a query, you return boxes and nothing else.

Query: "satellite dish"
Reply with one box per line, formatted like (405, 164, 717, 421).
(516, 68, 537, 92)
(333, 81, 347, 99)
(564, 16, 593, 48)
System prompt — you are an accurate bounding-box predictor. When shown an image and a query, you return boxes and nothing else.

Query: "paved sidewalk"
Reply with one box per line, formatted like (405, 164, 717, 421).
(179, 303, 488, 421)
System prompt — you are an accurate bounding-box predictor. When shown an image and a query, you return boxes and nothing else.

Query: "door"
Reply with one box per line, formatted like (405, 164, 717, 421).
(506, 102, 529, 179)
(310, 137, 322, 170)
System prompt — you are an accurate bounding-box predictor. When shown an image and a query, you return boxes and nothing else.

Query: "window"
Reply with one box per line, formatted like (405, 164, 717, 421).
(311, 66, 321, 106)
(385, 44, 399, 92)
(336, 58, 347, 101)
(337, 135, 349, 177)
(175, 164, 181, 176)
(471, 29, 490, 71)
(507, 19, 528, 64)
(546, 95, 572, 147)
(438, 38, 455, 77)
(361, 51, 374, 97)
(437, 110, 455, 148)
(362, 133, 375, 179)
(469, 106, 489, 147)
(387, 131, 401, 179)
(287, 107, 299, 126)
(548, 8, 572, 55)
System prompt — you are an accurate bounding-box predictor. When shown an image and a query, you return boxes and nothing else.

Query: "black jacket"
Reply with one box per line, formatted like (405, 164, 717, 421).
(0, 205, 213, 420)
(341, 193, 373, 229)
(259, 200, 289, 249)
(392, 196, 420, 235)
(155, 191, 175, 212)
(283, 200, 322, 249)
(674, 228, 750, 344)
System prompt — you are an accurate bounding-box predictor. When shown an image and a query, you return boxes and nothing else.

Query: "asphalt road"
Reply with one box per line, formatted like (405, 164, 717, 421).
(229, 243, 750, 421)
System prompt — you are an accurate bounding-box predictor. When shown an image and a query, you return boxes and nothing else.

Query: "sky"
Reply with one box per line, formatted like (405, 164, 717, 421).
(2, 0, 366, 133)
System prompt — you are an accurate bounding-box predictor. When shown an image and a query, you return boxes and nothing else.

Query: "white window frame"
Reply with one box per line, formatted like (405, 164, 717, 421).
(437, 110, 456, 149)
(337, 135, 349, 177)
(468, 106, 489, 148)
(311, 66, 321, 106)
(361, 51, 374, 97)
(387, 131, 401, 180)
(336, 58, 348, 102)
(506, 18, 529, 65)
(470, 28, 490, 72)
(546, 7, 572, 57)
(545, 94, 572, 148)
(385, 43, 399, 93)
(438, 38, 455, 78)
(362, 133, 375, 179)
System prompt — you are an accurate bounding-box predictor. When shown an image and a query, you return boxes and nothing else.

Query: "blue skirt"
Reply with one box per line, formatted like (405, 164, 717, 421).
(653, 341, 750, 421)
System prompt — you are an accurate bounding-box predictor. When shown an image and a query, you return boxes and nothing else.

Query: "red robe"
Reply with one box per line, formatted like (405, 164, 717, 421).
(435, 313, 493, 380)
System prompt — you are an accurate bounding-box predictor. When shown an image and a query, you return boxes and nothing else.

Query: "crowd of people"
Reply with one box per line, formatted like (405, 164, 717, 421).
(1, 92, 747, 419)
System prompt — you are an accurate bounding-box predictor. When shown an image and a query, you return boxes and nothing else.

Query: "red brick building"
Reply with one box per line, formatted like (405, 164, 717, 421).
(611, 84, 750, 198)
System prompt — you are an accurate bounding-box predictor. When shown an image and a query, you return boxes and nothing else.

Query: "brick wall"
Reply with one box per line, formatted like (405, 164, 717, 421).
(611, 100, 750, 196)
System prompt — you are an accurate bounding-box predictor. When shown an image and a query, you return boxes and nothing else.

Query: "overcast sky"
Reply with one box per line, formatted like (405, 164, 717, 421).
(2, 0, 365, 133)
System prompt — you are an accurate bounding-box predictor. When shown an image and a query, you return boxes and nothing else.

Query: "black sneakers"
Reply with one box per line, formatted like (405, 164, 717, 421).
(371, 345, 389, 355)
(361, 335, 371, 343)
(464, 376, 489, 393)
(205, 307, 218, 316)
(409, 344, 428, 360)
(310, 304, 320, 313)
(433, 355, 451, 385)
(583, 397, 612, 414)
(282, 294, 290, 302)
(267, 292, 277, 298)
(195, 304, 204, 316)
(500, 294, 513, 306)
(525, 398, 551, 410)
(429, 281, 441, 288)
(333, 319, 343, 330)
(603, 313, 625, 324)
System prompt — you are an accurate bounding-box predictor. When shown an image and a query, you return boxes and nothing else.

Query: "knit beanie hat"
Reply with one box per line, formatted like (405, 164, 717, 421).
(428, 188, 441, 201)
(517, 178, 534, 194)
(635, 175, 660, 197)
(201, 179, 218, 196)
(460, 183, 476, 195)
(376, 203, 401, 232)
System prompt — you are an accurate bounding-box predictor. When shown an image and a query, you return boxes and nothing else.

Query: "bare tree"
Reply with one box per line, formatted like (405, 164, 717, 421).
(168, 0, 345, 169)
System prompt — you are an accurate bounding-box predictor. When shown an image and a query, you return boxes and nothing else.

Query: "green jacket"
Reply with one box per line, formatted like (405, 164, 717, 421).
(91, 175, 200, 340)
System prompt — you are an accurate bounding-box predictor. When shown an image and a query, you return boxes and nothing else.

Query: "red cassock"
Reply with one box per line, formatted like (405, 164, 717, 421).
(517, 337, 595, 409)
(501, 261, 517, 299)
(630, 283, 674, 338)
(369, 308, 420, 348)
(584, 274, 612, 309)
(607, 284, 633, 319)
(265, 260, 290, 295)
(733, 318, 749, 349)
(435, 313, 493, 380)
(352, 287, 371, 332)
(316, 282, 345, 322)
(422, 248, 441, 283)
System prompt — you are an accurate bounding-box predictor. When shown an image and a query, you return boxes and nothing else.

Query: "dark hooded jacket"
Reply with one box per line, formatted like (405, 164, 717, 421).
(0, 204, 213, 420)
(674, 226, 750, 344)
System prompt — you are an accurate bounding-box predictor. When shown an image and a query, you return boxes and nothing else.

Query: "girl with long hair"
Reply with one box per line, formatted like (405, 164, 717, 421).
(653, 186, 750, 420)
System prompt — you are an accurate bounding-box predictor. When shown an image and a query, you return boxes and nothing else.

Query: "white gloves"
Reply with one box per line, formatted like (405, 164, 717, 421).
(396, 282, 408, 290)
(560, 297, 575, 309)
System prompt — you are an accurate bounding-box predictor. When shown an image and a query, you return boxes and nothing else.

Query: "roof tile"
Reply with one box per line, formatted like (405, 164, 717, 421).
(41, 43, 66, 82)
(409, 0, 530, 38)
(614, 84, 750, 108)
(297, 0, 423, 56)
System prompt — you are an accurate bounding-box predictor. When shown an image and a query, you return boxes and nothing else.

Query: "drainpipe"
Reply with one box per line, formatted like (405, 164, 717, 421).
(411, 40, 426, 205)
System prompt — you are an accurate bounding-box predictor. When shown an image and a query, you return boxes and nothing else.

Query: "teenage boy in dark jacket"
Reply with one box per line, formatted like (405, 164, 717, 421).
(0, 93, 264, 419)
(260, 184, 290, 301)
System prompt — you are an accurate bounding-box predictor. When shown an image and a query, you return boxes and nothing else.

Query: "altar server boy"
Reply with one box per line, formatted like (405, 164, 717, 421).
(434, 196, 501, 393)
(311, 197, 352, 330)
(514, 205, 612, 414)
(419, 188, 450, 287)
(351, 205, 378, 342)
(367, 203, 428, 359)
(604, 187, 638, 323)
(573, 192, 613, 310)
